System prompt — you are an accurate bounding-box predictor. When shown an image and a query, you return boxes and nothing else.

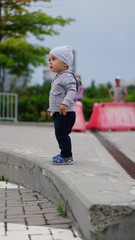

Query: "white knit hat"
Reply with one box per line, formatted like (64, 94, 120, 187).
(50, 46, 73, 67)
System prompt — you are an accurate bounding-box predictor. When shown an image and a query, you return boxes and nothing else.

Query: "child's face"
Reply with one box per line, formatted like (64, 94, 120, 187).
(49, 53, 68, 74)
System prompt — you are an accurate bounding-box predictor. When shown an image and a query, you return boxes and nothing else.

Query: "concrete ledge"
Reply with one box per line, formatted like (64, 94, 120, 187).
(0, 151, 91, 239)
(0, 150, 135, 240)
(0, 121, 53, 127)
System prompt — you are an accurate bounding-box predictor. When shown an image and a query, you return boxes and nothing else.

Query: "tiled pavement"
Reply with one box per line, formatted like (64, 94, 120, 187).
(0, 181, 83, 240)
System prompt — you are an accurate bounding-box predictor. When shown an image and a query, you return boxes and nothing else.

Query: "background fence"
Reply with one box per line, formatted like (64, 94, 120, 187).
(0, 93, 18, 122)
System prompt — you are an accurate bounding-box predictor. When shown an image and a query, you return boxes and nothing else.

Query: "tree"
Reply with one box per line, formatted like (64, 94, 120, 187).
(0, 0, 74, 91)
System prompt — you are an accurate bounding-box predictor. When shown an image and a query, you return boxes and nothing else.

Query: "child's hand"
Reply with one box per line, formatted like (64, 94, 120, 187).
(59, 104, 68, 116)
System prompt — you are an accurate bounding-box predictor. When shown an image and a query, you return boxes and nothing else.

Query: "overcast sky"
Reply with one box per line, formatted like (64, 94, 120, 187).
(30, 0, 135, 87)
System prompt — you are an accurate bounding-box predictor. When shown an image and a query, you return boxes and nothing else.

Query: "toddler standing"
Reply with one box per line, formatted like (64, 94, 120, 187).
(48, 46, 77, 165)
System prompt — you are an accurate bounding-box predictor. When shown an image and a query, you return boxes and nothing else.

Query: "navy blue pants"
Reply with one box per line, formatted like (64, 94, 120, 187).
(53, 112, 76, 158)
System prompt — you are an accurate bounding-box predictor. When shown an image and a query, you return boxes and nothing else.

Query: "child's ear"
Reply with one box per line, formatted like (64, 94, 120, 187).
(64, 63, 68, 68)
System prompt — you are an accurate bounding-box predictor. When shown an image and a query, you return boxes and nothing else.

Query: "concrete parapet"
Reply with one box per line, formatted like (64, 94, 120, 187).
(0, 151, 90, 238)
(0, 149, 135, 240)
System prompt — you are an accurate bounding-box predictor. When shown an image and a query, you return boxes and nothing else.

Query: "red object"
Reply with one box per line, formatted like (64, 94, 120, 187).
(87, 102, 135, 131)
(72, 101, 86, 132)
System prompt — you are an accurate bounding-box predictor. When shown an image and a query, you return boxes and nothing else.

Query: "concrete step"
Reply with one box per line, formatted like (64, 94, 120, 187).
(0, 123, 135, 240)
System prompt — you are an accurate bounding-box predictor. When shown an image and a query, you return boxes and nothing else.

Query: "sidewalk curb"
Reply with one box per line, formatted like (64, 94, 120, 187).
(0, 150, 90, 240)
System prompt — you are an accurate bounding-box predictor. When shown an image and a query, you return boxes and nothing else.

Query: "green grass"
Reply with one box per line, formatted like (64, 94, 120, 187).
(57, 204, 67, 217)
(0, 176, 8, 183)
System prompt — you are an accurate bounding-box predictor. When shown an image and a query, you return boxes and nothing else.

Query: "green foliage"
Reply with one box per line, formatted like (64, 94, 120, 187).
(24, 81, 51, 96)
(97, 84, 110, 98)
(0, 176, 8, 183)
(57, 204, 67, 217)
(82, 96, 96, 121)
(82, 84, 111, 120)
(82, 96, 111, 121)
(2, 2, 73, 39)
(17, 82, 52, 122)
(0, 38, 49, 76)
(84, 86, 97, 98)
(84, 84, 110, 99)
(127, 85, 135, 95)
(0, 0, 74, 91)
(126, 91, 135, 102)
(18, 94, 51, 122)
(1, 0, 73, 40)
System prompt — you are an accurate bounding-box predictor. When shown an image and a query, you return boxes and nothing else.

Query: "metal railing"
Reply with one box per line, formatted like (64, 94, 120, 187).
(0, 93, 18, 122)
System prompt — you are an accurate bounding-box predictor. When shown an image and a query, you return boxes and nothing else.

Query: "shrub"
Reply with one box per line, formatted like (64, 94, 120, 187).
(82, 96, 111, 121)
(18, 94, 50, 122)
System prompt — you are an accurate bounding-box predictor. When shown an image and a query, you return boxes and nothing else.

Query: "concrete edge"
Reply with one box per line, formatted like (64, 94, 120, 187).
(0, 150, 91, 240)
(0, 121, 54, 127)
(1, 150, 135, 240)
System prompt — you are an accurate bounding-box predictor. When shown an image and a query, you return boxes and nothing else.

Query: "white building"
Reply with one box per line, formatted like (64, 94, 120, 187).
(121, 80, 135, 87)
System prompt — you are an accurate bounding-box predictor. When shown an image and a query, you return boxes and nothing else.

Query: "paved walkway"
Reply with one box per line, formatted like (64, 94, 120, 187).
(0, 122, 135, 240)
(0, 181, 83, 240)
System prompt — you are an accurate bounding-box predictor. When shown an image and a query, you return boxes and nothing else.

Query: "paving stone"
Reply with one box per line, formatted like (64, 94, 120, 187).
(0, 180, 83, 240)
(30, 234, 53, 240)
(0, 226, 5, 236)
(0, 223, 4, 227)
(6, 201, 22, 206)
(47, 218, 72, 225)
(47, 224, 73, 229)
(28, 225, 52, 233)
(26, 217, 45, 226)
(0, 215, 6, 221)
(24, 207, 41, 214)
(0, 237, 29, 240)
(7, 191, 20, 196)
(23, 214, 44, 218)
(6, 216, 25, 220)
(7, 224, 27, 231)
(50, 228, 75, 239)
(7, 208, 23, 215)
(24, 207, 41, 212)
(5, 219, 26, 224)
(22, 199, 38, 203)
(5, 234, 29, 240)
(39, 208, 58, 214)
(6, 204, 23, 207)
(22, 202, 39, 207)
(45, 213, 68, 221)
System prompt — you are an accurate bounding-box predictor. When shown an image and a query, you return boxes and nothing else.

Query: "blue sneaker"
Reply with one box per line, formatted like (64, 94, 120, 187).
(52, 155, 74, 165)
(52, 154, 60, 160)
